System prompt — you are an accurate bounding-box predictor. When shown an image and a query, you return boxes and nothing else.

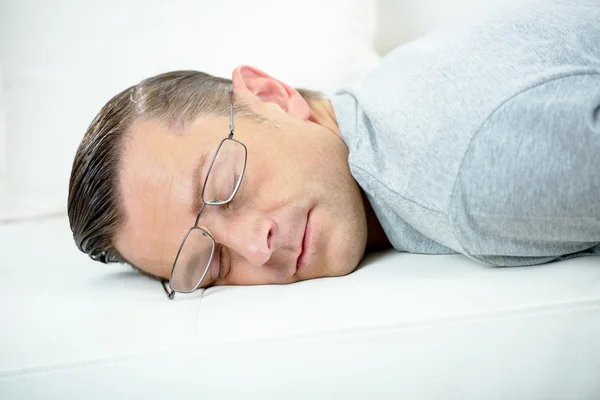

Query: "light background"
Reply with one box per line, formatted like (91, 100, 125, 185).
(0, 0, 528, 222)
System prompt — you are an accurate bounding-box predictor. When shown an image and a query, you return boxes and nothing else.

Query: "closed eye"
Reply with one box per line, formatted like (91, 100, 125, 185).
(204, 244, 224, 287)
(216, 244, 231, 282)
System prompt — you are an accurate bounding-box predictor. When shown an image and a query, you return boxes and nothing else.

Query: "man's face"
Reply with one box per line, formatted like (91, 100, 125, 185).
(114, 66, 368, 287)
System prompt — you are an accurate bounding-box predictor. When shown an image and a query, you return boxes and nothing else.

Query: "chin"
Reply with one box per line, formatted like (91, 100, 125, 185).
(327, 247, 365, 278)
(317, 239, 364, 280)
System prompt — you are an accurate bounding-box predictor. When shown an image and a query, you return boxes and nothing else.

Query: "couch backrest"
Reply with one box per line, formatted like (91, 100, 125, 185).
(0, 0, 379, 218)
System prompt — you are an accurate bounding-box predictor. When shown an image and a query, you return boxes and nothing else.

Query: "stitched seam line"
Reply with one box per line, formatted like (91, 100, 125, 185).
(448, 72, 600, 249)
(350, 163, 447, 215)
(346, 91, 447, 215)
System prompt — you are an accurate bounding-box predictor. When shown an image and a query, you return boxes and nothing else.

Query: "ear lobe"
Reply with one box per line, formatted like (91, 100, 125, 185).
(231, 65, 311, 120)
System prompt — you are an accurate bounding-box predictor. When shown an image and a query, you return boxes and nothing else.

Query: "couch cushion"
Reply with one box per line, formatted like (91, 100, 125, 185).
(1, 216, 599, 399)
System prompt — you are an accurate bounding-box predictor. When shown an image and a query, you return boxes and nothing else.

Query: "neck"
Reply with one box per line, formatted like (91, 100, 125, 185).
(309, 98, 391, 253)
(307, 98, 343, 139)
(362, 191, 392, 253)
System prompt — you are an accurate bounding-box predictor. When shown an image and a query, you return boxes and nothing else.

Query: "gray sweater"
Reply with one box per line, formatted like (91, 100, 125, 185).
(330, 0, 600, 266)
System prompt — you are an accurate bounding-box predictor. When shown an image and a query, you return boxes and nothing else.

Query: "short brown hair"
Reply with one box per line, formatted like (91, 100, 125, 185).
(68, 70, 320, 279)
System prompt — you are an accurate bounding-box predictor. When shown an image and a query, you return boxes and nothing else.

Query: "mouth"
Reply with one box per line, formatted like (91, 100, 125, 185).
(296, 209, 312, 272)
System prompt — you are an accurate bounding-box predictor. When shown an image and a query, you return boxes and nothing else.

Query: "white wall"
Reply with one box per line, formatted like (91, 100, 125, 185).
(0, 0, 378, 220)
(0, 68, 5, 194)
(375, 0, 532, 55)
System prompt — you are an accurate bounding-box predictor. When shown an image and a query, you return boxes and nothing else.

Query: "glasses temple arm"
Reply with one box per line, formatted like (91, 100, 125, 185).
(228, 88, 235, 138)
(161, 280, 175, 300)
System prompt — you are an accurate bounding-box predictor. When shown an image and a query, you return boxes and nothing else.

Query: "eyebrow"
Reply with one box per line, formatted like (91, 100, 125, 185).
(190, 152, 210, 214)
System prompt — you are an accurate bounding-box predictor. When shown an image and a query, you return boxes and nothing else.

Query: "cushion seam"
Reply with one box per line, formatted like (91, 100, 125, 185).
(3, 297, 600, 380)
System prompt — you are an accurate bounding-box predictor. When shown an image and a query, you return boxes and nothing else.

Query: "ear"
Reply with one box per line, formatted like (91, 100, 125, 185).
(231, 65, 310, 120)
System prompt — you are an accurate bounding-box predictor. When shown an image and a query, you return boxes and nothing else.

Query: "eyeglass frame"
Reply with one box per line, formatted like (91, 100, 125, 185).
(161, 88, 247, 300)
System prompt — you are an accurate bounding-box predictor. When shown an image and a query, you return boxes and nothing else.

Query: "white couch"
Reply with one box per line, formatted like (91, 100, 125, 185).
(1, 0, 599, 398)
(2, 216, 599, 399)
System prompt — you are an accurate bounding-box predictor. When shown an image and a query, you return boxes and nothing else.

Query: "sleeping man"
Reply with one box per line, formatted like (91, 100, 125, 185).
(68, 0, 600, 299)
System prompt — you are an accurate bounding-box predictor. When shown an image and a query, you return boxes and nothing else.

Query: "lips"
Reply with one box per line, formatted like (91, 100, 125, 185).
(296, 210, 311, 272)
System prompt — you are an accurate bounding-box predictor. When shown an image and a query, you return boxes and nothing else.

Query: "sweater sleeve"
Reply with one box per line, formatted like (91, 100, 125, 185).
(449, 73, 600, 266)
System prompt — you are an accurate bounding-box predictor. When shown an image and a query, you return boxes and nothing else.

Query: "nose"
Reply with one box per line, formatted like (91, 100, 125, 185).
(210, 212, 274, 266)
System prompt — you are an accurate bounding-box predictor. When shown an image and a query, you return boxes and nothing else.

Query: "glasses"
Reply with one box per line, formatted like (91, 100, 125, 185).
(161, 88, 247, 300)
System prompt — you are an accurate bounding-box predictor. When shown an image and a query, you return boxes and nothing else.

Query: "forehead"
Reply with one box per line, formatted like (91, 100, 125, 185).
(115, 118, 216, 278)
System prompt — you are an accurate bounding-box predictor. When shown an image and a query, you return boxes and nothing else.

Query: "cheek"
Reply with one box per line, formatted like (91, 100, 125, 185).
(223, 263, 291, 286)
(225, 255, 289, 285)
(153, 187, 201, 265)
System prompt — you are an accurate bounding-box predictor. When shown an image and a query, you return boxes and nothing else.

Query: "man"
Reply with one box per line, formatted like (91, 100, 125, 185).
(68, 0, 600, 298)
